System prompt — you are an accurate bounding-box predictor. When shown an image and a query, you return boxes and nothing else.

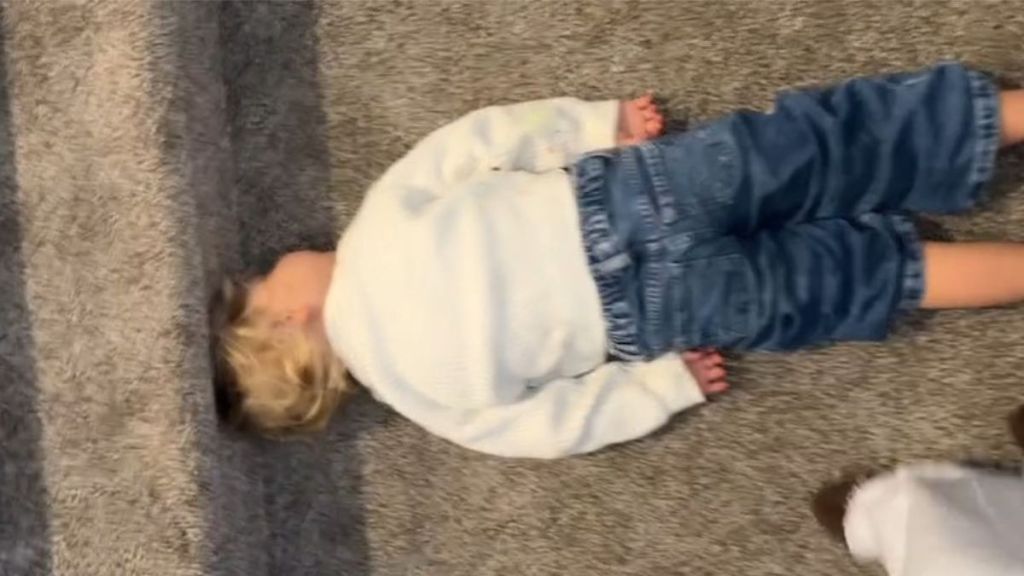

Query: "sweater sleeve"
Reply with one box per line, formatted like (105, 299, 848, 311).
(430, 353, 706, 459)
(381, 98, 620, 189)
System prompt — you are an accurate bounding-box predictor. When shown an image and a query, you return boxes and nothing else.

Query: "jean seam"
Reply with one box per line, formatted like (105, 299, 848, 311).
(967, 69, 1000, 195)
(891, 215, 925, 311)
(637, 143, 674, 353)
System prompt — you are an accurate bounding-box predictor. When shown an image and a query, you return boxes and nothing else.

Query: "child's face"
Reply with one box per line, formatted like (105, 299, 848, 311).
(248, 250, 336, 339)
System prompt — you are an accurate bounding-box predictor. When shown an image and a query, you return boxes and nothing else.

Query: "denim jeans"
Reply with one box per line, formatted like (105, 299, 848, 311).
(573, 62, 1000, 360)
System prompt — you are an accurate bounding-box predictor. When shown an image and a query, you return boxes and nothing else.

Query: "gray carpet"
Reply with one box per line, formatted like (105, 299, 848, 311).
(1, 1, 1023, 574)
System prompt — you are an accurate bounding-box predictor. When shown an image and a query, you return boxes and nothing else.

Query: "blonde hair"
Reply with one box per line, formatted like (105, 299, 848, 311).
(209, 278, 355, 436)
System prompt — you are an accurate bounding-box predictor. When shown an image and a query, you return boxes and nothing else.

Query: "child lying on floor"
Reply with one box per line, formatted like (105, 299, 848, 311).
(812, 406, 1024, 576)
(210, 61, 1024, 459)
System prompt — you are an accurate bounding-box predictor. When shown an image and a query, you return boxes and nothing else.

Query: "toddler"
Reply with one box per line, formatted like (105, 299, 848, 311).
(211, 62, 1024, 458)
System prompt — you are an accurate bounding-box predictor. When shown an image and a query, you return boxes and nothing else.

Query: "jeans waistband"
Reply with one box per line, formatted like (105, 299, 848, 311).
(573, 150, 652, 361)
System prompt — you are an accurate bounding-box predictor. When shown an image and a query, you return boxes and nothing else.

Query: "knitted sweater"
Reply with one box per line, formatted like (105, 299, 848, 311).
(324, 98, 704, 459)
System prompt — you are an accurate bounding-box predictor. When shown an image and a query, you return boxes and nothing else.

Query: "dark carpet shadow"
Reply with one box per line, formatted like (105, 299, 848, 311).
(981, 147, 1024, 215)
(219, 2, 372, 574)
(221, 0, 342, 272)
(156, 1, 275, 573)
(0, 8, 53, 574)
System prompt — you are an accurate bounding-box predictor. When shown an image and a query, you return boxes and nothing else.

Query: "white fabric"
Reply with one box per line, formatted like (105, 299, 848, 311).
(844, 462, 1024, 576)
(324, 98, 705, 459)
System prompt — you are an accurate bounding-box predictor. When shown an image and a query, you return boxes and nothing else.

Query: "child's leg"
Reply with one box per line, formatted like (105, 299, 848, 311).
(921, 242, 1024, 308)
(676, 216, 1024, 351)
(662, 63, 1006, 235)
(1001, 90, 1024, 146)
(673, 215, 919, 351)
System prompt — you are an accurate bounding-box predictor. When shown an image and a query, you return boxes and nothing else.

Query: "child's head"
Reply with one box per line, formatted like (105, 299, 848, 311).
(209, 251, 354, 436)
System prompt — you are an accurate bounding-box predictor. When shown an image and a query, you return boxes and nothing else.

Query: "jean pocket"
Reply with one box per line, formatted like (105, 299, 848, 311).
(657, 122, 741, 233)
(674, 243, 753, 348)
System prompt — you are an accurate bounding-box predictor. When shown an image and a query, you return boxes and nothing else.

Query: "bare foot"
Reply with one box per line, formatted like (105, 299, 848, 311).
(617, 92, 664, 146)
(681, 349, 729, 396)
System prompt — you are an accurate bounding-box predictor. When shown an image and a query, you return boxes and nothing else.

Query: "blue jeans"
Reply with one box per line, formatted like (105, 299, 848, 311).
(574, 62, 1000, 360)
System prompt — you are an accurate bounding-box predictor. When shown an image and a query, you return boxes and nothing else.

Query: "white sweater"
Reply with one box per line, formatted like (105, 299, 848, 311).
(324, 98, 704, 459)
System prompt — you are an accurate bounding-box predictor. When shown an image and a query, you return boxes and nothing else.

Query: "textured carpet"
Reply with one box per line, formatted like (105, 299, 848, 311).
(1, 1, 1023, 575)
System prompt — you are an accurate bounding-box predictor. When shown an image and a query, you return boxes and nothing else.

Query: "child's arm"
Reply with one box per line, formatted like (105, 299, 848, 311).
(381, 96, 663, 188)
(429, 353, 707, 459)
